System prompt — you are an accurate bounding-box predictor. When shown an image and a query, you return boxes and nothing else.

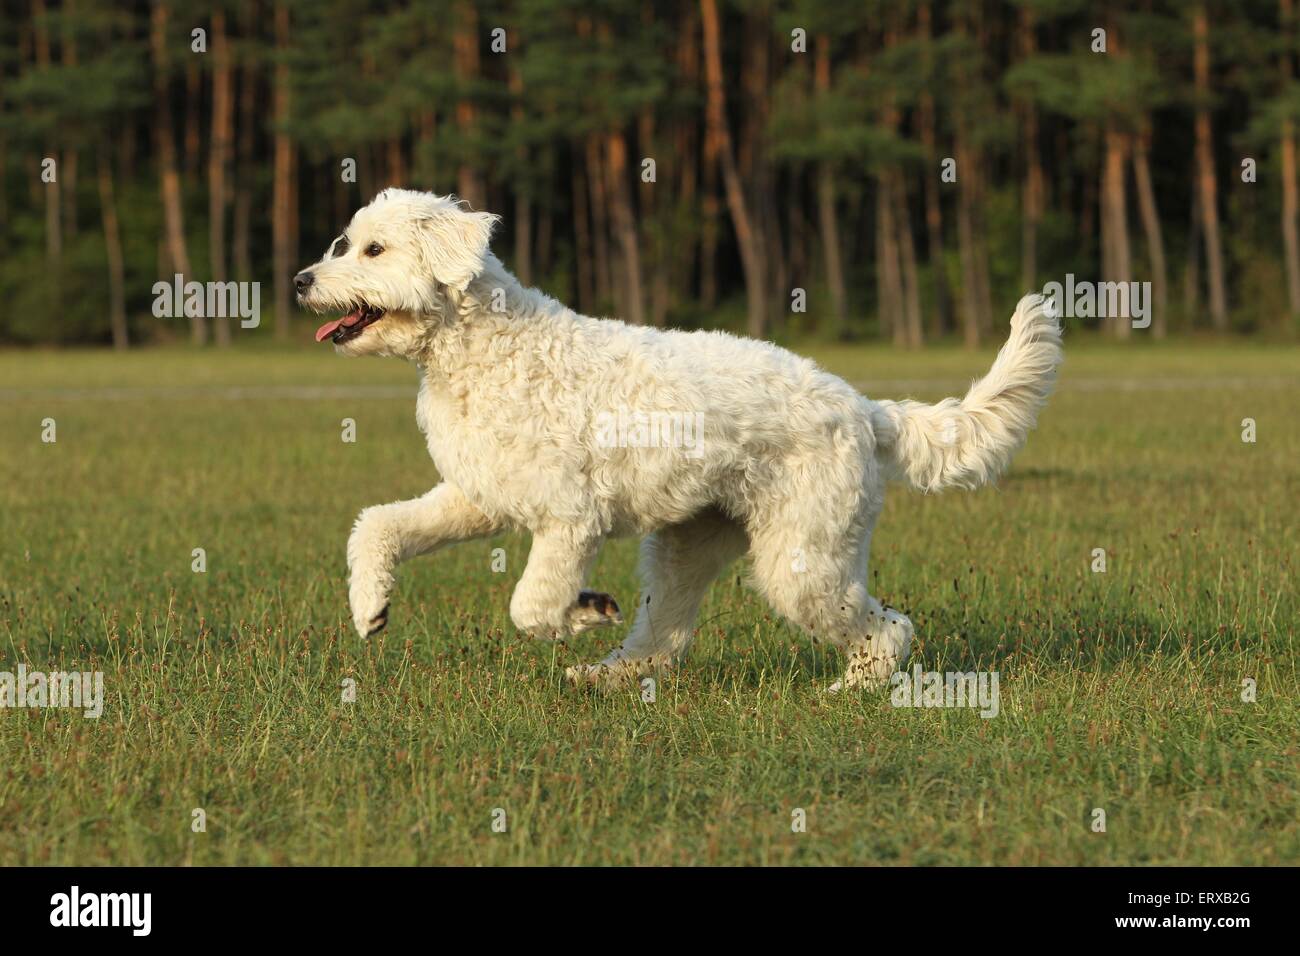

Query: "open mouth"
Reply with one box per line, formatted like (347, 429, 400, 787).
(314, 304, 386, 344)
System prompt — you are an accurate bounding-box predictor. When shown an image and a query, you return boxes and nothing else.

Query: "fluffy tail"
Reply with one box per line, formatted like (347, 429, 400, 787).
(871, 293, 1062, 493)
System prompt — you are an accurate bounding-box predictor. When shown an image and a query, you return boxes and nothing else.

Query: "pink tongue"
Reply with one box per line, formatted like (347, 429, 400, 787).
(314, 319, 342, 342)
(314, 307, 364, 343)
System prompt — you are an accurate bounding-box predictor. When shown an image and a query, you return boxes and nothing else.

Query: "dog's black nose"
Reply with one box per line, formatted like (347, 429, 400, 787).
(294, 271, 314, 294)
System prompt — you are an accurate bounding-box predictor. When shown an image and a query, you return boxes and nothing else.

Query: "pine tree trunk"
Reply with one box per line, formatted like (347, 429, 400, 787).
(1079, 144, 1097, 248)
(272, 1, 294, 341)
(1283, 125, 1300, 319)
(764, 194, 786, 333)
(920, 125, 949, 339)
(894, 171, 923, 348)
(509, 64, 532, 287)
(98, 148, 129, 350)
(1101, 121, 1132, 339)
(606, 129, 645, 325)
(696, 8, 719, 310)
(1193, 4, 1229, 330)
(387, 138, 405, 187)
(333, 159, 348, 235)
(701, 0, 766, 338)
(585, 133, 612, 309)
(742, 15, 782, 326)
(918, 4, 950, 339)
(969, 5, 994, 337)
(1020, 115, 1040, 294)
(152, 0, 205, 344)
(1132, 125, 1168, 337)
(453, 1, 485, 209)
(1183, 178, 1201, 325)
(536, 198, 552, 281)
(0, 108, 6, 228)
(209, 9, 233, 346)
(673, 9, 701, 314)
(817, 164, 847, 335)
(232, 40, 254, 284)
(877, 175, 904, 346)
(0, 57, 6, 228)
(700, 122, 720, 308)
(416, 108, 436, 181)
(639, 105, 670, 327)
(878, 18, 921, 348)
(814, 35, 848, 334)
(788, 195, 809, 298)
(61, 0, 78, 241)
(952, 3, 987, 348)
(1019, 7, 1043, 293)
(359, 144, 377, 203)
(184, 60, 201, 178)
(34, 0, 61, 264)
(571, 161, 594, 312)
(971, 156, 995, 337)
(1281, 0, 1300, 318)
(955, 133, 982, 348)
(514, 193, 533, 288)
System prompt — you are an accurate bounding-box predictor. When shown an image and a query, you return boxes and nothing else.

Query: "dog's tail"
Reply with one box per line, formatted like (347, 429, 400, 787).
(870, 293, 1062, 493)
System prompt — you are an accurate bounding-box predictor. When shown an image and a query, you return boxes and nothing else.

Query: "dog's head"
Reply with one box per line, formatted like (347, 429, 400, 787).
(294, 188, 499, 357)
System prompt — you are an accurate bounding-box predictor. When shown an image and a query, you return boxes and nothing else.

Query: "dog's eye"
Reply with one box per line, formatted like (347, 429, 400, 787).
(365, 242, 384, 257)
(330, 236, 350, 258)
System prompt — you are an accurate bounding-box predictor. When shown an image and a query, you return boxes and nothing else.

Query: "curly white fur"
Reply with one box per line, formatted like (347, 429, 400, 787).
(296, 188, 1063, 691)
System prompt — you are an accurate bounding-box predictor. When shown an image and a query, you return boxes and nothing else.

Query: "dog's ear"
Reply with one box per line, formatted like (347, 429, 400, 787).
(415, 203, 500, 293)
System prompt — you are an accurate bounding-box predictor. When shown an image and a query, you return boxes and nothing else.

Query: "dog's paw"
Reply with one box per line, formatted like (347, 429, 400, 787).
(564, 662, 610, 689)
(565, 652, 671, 694)
(829, 610, 913, 693)
(564, 660, 640, 693)
(349, 569, 395, 639)
(826, 658, 889, 694)
(826, 665, 887, 694)
(363, 604, 390, 638)
(351, 597, 390, 639)
(873, 608, 913, 670)
(512, 591, 623, 641)
(565, 591, 624, 635)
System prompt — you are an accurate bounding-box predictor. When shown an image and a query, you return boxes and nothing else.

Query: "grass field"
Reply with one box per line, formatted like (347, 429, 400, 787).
(1, 339, 1296, 865)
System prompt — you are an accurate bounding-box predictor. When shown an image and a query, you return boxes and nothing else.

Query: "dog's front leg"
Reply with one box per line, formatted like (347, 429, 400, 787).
(346, 482, 499, 638)
(509, 527, 622, 640)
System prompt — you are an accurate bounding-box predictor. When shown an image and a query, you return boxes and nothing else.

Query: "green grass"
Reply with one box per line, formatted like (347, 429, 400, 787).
(1, 340, 1296, 865)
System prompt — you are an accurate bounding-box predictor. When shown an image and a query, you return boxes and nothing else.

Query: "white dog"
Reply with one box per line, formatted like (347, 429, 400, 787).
(296, 188, 1062, 692)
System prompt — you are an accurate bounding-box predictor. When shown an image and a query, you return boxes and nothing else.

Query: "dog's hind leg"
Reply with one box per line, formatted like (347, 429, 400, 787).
(347, 482, 499, 638)
(747, 493, 911, 692)
(566, 508, 748, 690)
(510, 526, 619, 640)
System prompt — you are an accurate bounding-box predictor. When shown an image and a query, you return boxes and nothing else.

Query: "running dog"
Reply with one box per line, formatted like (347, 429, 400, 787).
(295, 188, 1062, 691)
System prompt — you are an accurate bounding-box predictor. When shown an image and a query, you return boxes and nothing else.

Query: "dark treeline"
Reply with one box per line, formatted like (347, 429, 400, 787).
(2, 0, 1299, 347)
